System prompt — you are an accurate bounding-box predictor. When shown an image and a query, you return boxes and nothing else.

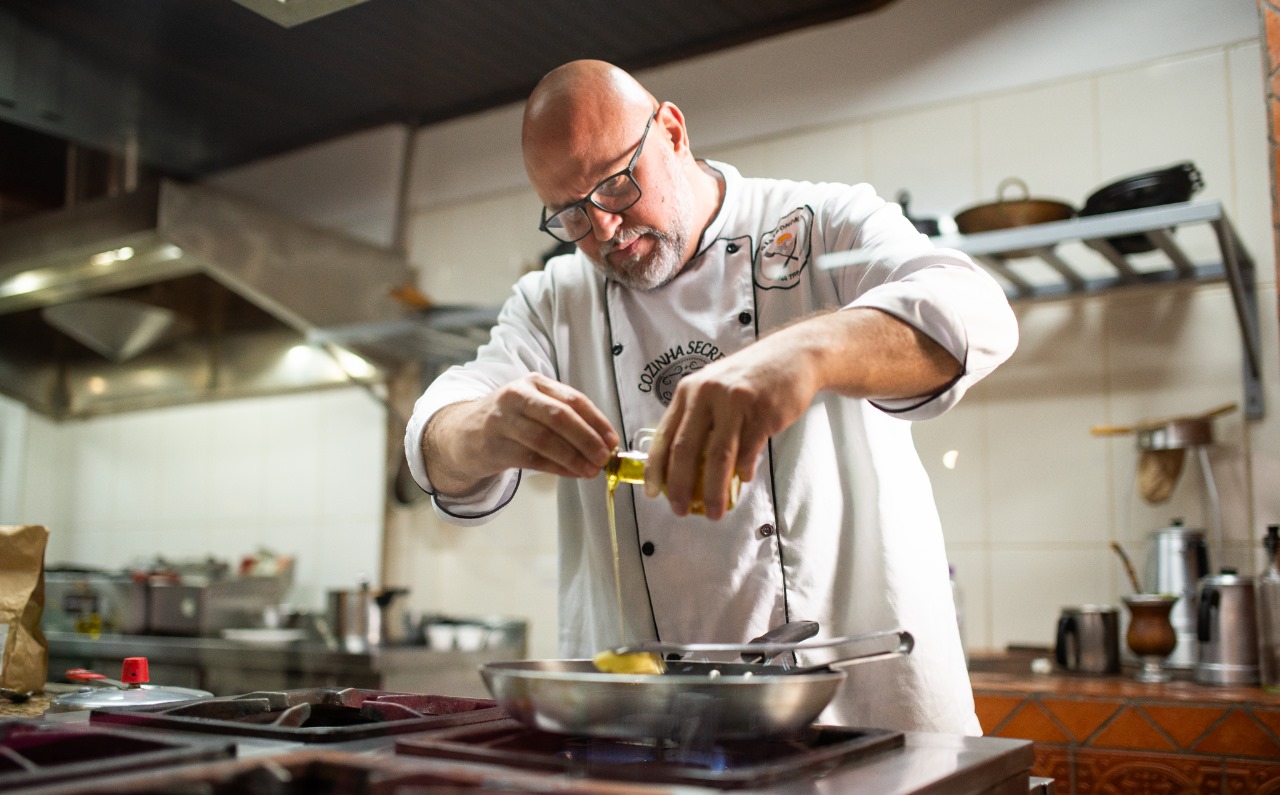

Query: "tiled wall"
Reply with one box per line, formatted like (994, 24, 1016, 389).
(974, 682, 1280, 792)
(3, 387, 387, 609)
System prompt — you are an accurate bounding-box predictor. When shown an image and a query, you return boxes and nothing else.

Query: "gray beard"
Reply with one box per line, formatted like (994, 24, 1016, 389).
(591, 224, 687, 291)
(588, 156, 695, 292)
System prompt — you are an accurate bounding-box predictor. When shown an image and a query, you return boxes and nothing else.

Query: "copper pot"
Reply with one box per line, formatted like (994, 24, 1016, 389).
(954, 178, 1074, 256)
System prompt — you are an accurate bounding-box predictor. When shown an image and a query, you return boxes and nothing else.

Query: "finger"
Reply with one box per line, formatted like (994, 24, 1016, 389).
(529, 376, 619, 463)
(496, 412, 601, 478)
(662, 400, 714, 516)
(700, 416, 743, 519)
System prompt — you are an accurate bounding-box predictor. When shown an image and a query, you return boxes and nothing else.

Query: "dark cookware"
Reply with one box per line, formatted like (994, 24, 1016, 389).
(953, 178, 1074, 256)
(1079, 161, 1203, 254)
(896, 190, 940, 236)
(479, 628, 913, 740)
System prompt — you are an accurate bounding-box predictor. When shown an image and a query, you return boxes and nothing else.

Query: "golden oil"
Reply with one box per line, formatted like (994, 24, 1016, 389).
(604, 448, 739, 515)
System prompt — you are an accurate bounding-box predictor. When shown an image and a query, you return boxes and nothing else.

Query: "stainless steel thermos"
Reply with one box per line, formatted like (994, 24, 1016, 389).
(1195, 571, 1260, 685)
(1055, 605, 1121, 674)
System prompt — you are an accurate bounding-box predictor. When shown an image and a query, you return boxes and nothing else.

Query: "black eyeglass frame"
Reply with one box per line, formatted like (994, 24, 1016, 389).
(538, 108, 660, 243)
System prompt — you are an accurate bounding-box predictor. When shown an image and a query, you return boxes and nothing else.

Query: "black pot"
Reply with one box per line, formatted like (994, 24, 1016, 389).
(1079, 162, 1203, 254)
(896, 191, 940, 236)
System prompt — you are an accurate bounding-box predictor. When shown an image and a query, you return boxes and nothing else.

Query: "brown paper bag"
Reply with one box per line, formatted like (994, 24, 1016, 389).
(0, 524, 49, 692)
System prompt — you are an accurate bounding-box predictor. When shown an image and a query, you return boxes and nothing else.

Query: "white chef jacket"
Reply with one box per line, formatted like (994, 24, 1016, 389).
(405, 161, 1018, 735)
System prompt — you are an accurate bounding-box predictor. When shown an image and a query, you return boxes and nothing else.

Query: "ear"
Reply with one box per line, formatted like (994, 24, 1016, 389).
(656, 102, 692, 156)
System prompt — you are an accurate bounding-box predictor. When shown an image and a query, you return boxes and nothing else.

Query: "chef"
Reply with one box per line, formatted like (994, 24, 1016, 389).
(405, 60, 1018, 734)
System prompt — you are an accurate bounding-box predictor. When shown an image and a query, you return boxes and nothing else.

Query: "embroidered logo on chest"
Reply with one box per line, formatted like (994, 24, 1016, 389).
(638, 341, 725, 405)
(755, 206, 813, 289)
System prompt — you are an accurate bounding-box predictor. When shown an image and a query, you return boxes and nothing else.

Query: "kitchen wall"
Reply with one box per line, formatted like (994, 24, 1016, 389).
(1, 0, 1272, 658)
(395, 0, 1276, 657)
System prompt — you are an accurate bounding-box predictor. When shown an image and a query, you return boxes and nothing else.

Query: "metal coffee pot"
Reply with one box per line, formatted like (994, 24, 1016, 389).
(1195, 571, 1260, 685)
(1146, 520, 1209, 668)
(1055, 605, 1121, 675)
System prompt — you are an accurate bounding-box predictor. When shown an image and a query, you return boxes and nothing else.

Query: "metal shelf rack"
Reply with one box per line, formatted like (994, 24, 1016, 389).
(819, 200, 1263, 419)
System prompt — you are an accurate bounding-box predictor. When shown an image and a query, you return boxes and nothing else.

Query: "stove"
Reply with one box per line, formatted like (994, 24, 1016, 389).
(0, 719, 234, 791)
(7, 747, 683, 795)
(394, 717, 903, 789)
(88, 688, 506, 742)
(6, 685, 1034, 794)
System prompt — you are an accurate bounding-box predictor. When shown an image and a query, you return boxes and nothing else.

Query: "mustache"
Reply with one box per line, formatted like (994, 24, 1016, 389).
(601, 228, 655, 256)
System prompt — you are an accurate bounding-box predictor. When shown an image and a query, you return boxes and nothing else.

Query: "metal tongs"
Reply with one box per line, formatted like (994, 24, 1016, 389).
(611, 626, 914, 673)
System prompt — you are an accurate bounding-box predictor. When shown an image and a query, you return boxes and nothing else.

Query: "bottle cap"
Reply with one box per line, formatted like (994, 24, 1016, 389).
(121, 657, 149, 684)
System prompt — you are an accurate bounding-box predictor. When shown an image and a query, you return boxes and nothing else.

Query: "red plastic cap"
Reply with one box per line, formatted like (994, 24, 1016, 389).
(121, 657, 149, 684)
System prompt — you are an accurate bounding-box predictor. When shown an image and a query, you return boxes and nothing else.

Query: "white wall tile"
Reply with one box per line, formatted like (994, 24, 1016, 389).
(976, 78, 1099, 206)
(915, 399, 988, 546)
(866, 101, 979, 227)
(983, 299, 1112, 545)
(989, 547, 1117, 648)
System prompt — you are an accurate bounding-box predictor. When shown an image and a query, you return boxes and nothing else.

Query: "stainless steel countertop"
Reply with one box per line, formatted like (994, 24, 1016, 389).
(47, 631, 521, 674)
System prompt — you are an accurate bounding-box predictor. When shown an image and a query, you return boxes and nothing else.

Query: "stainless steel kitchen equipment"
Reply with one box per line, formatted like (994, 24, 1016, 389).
(481, 629, 912, 741)
(43, 570, 148, 635)
(1195, 570, 1260, 685)
(1147, 520, 1210, 668)
(327, 583, 410, 651)
(1054, 605, 1120, 675)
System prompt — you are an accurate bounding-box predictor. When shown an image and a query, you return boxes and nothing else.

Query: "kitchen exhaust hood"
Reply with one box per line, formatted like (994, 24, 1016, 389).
(0, 179, 417, 420)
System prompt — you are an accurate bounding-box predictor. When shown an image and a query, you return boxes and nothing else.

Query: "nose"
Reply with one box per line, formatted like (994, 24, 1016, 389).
(585, 204, 624, 241)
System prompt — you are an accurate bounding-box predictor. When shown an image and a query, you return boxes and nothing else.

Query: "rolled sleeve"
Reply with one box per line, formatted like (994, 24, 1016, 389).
(844, 249, 1018, 420)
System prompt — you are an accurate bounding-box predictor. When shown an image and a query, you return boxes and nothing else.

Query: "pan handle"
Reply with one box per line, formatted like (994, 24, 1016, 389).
(803, 630, 914, 673)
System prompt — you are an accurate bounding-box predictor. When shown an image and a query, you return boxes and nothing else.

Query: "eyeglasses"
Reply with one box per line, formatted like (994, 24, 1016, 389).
(538, 109, 659, 243)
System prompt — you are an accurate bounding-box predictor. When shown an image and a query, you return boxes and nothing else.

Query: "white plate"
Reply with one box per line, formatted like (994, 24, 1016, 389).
(220, 628, 308, 646)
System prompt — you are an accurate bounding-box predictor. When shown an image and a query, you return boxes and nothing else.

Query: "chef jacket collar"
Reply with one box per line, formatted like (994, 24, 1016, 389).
(690, 160, 737, 259)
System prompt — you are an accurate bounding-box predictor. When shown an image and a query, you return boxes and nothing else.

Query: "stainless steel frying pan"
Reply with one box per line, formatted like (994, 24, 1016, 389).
(479, 628, 912, 740)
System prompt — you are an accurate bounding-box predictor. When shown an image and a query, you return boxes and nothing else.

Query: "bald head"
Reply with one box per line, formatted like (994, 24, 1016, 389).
(524, 62, 653, 151)
(521, 60, 722, 290)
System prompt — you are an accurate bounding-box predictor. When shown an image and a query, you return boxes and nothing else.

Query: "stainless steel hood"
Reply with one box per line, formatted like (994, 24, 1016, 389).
(0, 179, 415, 420)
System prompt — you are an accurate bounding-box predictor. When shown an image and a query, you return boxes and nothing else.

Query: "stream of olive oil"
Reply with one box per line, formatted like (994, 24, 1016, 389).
(604, 451, 646, 641)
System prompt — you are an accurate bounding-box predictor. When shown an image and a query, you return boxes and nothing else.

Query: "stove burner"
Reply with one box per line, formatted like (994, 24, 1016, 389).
(396, 718, 904, 789)
(90, 688, 507, 742)
(0, 719, 233, 791)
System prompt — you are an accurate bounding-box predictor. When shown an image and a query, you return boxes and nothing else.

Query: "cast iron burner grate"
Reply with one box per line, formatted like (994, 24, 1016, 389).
(395, 718, 904, 789)
(0, 719, 234, 791)
(90, 687, 506, 743)
(32, 748, 684, 795)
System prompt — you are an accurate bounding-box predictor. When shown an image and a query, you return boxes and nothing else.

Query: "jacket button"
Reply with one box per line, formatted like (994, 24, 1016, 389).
(759, 524, 775, 537)
(726, 242, 739, 254)
(738, 311, 752, 325)
(641, 541, 655, 556)
(612, 343, 623, 355)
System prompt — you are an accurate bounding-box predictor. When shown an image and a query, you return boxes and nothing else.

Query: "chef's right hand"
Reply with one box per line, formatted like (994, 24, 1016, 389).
(423, 373, 619, 496)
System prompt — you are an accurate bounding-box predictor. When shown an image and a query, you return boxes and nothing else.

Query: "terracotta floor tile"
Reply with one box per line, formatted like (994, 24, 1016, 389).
(974, 694, 1024, 735)
(1194, 709, 1280, 760)
(995, 702, 1071, 745)
(1041, 697, 1122, 743)
(1141, 703, 1227, 750)
(1090, 706, 1177, 752)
